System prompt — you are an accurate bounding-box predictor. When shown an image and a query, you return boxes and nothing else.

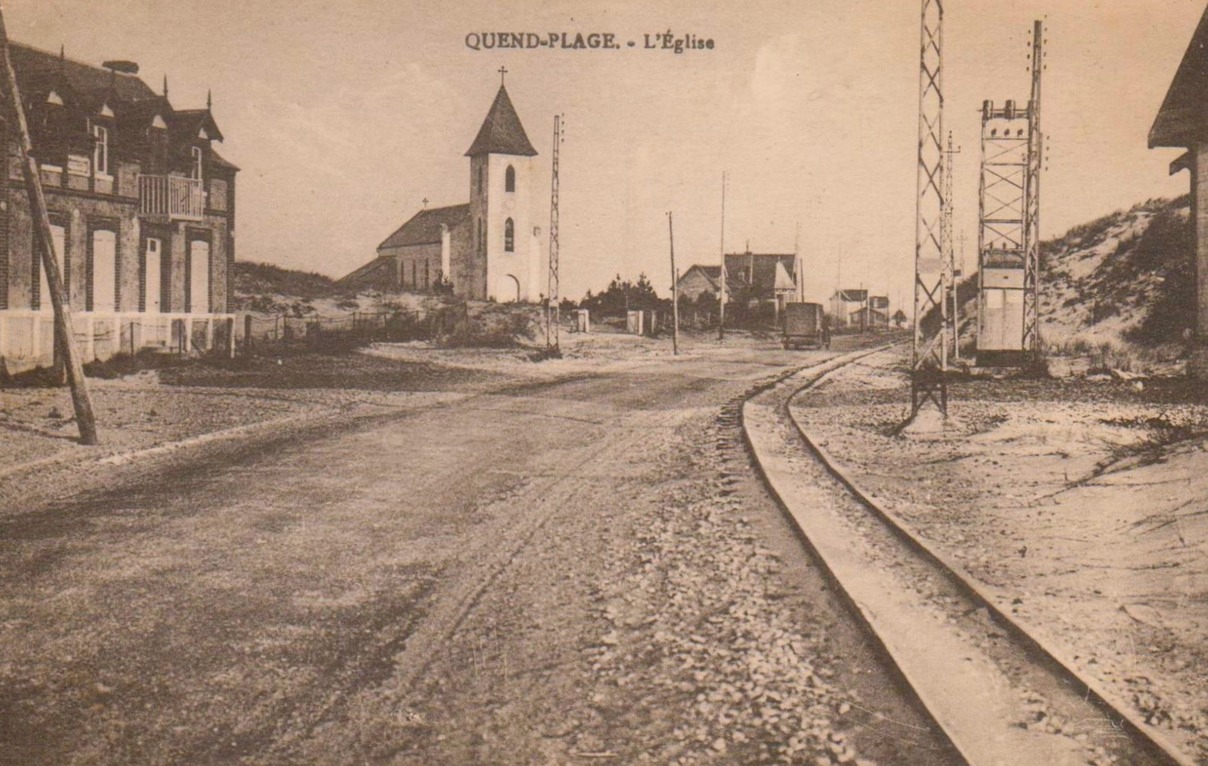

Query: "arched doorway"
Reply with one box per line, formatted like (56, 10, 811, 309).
(497, 274, 521, 303)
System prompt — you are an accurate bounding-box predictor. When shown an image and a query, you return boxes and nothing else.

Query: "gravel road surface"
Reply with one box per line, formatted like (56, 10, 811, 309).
(0, 335, 953, 765)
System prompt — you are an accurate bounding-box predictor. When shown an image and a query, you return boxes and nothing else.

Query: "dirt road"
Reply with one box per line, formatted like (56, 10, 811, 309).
(0, 337, 953, 765)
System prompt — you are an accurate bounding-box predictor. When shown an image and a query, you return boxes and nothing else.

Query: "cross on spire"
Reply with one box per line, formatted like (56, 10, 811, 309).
(498, 66, 508, 86)
(422, 197, 429, 209)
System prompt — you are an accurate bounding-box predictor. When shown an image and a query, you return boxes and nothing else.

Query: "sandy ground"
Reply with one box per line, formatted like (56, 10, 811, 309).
(0, 352, 513, 510)
(0, 331, 958, 765)
(792, 348, 1208, 764)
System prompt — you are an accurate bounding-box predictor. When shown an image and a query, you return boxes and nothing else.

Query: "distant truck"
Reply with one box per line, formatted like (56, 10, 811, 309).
(782, 302, 830, 350)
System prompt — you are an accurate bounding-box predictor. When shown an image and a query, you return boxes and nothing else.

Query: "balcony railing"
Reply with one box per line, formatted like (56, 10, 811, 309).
(139, 175, 204, 220)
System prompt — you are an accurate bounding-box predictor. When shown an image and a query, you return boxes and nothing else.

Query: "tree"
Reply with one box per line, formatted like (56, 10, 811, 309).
(579, 273, 663, 317)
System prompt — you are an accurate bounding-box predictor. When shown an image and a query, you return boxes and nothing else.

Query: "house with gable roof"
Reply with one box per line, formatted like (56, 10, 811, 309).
(0, 42, 238, 374)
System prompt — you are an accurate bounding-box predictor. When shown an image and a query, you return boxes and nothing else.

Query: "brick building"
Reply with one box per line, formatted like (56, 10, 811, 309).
(0, 43, 237, 374)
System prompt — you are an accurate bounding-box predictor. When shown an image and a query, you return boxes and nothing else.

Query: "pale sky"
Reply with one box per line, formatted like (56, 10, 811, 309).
(9, 0, 1204, 305)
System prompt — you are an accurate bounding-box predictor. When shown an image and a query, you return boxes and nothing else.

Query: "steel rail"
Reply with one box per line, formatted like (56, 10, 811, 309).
(742, 348, 1196, 766)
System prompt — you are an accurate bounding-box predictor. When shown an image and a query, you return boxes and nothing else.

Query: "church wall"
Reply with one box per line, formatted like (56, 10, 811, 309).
(381, 242, 441, 291)
(449, 219, 472, 290)
(484, 153, 536, 302)
(461, 155, 490, 300)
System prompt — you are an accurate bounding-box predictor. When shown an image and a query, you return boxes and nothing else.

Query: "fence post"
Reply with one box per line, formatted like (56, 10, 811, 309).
(244, 314, 253, 354)
(228, 317, 236, 359)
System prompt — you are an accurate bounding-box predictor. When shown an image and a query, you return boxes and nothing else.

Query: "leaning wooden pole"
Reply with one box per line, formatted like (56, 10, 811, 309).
(667, 211, 679, 356)
(718, 171, 727, 341)
(0, 4, 99, 445)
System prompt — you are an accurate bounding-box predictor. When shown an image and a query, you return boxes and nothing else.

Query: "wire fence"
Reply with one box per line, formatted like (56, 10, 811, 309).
(239, 304, 471, 354)
(2, 301, 533, 375)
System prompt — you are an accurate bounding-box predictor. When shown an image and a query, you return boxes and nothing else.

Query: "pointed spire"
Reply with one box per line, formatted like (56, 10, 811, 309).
(58, 45, 65, 76)
(464, 80, 537, 157)
(162, 75, 168, 99)
(206, 89, 212, 110)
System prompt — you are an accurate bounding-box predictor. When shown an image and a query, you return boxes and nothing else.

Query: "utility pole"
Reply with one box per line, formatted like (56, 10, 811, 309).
(668, 211, 679, 356)
(910, 0, 948, 421)
(718, 171, 727, 341)
(0, 6, 98, 444)
(943, 131, 962, 361)
(546, 113, 563, 353)
(795, 221, 804, 303)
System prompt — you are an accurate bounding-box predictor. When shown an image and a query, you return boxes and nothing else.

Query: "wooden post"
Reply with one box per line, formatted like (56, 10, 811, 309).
(718, 171, 726, 341)
(0, 7, 98, 443)
(244, 313, 252, 354)
(667, 211, 679, 356)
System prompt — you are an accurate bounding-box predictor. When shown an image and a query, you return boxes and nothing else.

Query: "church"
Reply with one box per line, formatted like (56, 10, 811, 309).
(340, 75, 544, 303)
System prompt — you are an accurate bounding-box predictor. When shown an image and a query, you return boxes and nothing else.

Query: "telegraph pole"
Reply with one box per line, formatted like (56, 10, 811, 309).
(910, 0, 948, 420)
(943, 131, 962, 361)
(668, 212, 679, 356)
(0, 6, 98, 444)
(546, 114, 563, 353)
(718, 171, 727, 341)
(795, 221, 804, 303)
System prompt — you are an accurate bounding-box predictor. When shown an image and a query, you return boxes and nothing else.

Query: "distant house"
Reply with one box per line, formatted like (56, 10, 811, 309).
(1150, 4, 1208, 377)
(725, 251, 799, 307)
(850, 296, 890, 330)
(850, 305, 889, 330)
(676, 263, 729, 303)
(0, 43, 238, 374)
(342, 78, 544, 302)
(829, 289, 868, 328)
(677, 251, 801, 320)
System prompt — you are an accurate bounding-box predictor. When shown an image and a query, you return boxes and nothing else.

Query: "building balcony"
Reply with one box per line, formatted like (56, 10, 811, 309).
(139, 175, 204, 221)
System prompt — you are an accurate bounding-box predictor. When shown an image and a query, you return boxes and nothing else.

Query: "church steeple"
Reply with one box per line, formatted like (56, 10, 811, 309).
(465, 83, 537, 158)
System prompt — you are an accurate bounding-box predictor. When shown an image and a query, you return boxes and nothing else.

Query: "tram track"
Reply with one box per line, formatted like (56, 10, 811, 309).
(742, 347, 1197, 766)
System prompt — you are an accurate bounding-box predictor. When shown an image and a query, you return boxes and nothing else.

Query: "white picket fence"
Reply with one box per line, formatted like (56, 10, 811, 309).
(0, 309, 235, 374)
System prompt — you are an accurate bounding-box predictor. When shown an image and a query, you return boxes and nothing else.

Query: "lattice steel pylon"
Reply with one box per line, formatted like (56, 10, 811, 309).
(546, 114, 564, 352)
(974, 21, 1043, 366)
(1023, 20, 1044, 359)
(910, 0, 948, 419)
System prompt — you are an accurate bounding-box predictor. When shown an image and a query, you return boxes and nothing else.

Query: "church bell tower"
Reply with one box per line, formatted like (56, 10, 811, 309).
(464, 69, 541, 302)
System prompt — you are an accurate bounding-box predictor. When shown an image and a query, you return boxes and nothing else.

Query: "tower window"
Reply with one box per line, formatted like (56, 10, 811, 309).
(504, 218, 514, 252)
(477, 165, 484, 195)
(505, 165, 515, 192)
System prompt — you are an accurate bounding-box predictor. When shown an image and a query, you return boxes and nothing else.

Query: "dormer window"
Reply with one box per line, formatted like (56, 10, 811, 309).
(46, 90, 63, 106)
(99, 102, 114, 118)
(151, 114, 167, 130)
(190, 146, 203, 181)
(92, 123, 109, 177)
